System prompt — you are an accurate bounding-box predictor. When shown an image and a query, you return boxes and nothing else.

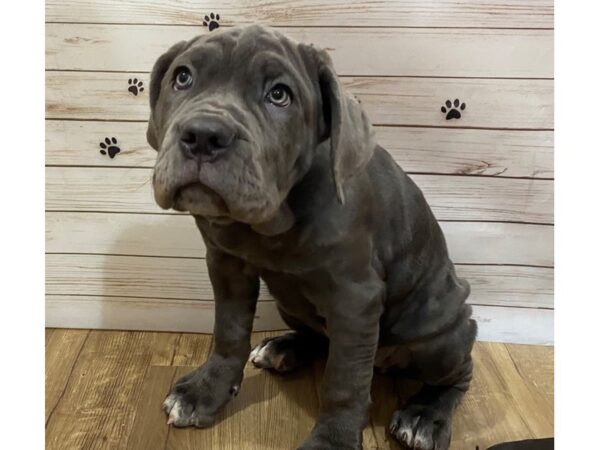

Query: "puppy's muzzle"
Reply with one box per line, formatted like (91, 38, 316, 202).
(178, 116, 236, 162)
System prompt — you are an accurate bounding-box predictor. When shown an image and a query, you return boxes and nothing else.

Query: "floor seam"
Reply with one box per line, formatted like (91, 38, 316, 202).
(45, 329, 91, 427)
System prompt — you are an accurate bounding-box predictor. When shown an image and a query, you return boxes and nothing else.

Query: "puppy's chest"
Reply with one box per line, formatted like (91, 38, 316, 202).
(202, 224, 325, 273)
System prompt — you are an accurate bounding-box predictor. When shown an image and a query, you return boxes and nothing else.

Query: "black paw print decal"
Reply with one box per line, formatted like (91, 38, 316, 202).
(128, 78, 144, 96)
(99, 137, 121, 159)
(441, 99, 466, 120)
(203, 13, 220, 31)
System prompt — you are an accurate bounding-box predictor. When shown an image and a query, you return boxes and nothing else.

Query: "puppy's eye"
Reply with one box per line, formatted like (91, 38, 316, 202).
(173, 67, 193, 90)
(266, 84, 292, 107)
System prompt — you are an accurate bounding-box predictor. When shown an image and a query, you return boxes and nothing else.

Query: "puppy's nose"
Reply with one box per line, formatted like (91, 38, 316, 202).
(179, 118, 235, 159)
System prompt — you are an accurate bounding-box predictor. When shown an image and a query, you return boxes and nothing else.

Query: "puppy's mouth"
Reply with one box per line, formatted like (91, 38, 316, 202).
(172, 182, 228, 214)
(153, 154, 228, 215)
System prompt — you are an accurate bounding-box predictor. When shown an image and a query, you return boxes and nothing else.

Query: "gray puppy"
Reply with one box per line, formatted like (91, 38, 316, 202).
(148, 25, 476, 450)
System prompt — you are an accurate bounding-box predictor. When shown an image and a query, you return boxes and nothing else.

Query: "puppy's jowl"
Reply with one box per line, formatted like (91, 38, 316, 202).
(148, 25, 476, 450)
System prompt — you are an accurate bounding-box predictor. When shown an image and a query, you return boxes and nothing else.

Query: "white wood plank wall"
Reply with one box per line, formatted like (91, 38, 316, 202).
(45, 0, 554, 344)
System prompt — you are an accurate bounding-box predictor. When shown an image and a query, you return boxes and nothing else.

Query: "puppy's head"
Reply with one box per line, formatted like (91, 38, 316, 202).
(148, 25, 375, 227)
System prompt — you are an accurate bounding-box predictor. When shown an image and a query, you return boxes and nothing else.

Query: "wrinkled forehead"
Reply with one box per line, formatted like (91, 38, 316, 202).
(178, 26, 309, 87)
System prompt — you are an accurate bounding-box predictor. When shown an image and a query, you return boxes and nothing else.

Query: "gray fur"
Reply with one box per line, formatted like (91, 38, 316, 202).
(149, 25, 476, 450)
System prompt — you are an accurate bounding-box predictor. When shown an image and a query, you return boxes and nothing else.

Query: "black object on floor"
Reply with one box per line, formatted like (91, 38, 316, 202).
(483, 438, 554, 450)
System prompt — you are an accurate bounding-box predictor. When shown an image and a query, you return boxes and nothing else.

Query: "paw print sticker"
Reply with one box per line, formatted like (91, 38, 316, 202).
(128, 78, 144, 96)
(441, 99, 466, 120)
(203, 13, 220, 31)
(99, 137, 121, 159)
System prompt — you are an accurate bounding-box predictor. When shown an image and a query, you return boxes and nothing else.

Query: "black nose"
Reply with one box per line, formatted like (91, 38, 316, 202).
(179, 118, 236, 159)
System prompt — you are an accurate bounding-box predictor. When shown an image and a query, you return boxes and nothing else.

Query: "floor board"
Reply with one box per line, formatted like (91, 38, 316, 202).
(46, 329, 554, 449)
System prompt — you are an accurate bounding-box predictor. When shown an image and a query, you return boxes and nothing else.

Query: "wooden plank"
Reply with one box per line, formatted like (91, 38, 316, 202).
(46, 121, 156, 167)
(127, 365, 178, 450)
(45, 295, 288, 332)
(46, 24, 553, 78)
(45, 253, 228, 300)
(45, 167, 554, 223)
(45, 0, 554, 28)
(45, 327, 55, 345)
(461, 265, 553, 309)
(451, 342, 539, 449)
(472, 306, 553, 345)
(45, 329, 89, 423)
(45, 295, 553, 344)
(45, 254, 553, 308)
(505, 343, 554, 408)
(479, 344, 553, 437)
(172, 333, 213, 367)
(45, 212, 205, 257)
(46, 71, 554, 129)
(45, 330, 179, 450)
(46, 120, 554, 178)
(46, 212, 554, 266)
(346, 77, 553, 129)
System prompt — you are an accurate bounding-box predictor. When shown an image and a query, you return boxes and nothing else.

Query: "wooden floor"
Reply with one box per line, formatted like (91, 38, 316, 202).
(46, 329, 553, 450)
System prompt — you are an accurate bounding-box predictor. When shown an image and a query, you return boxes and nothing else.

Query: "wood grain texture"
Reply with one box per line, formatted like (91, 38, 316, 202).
(45, 329, 89, 423)
(45, 295, 288, 332)
(46, 212, 554, 266)
(471, 306, 553, 345)
(46, 327, 55, 345)
(477, 343, 553, 436)
(45, 297, 553, 345)
(46, 24, 553, 78)
(127, 365, 177, 450)
(45, 253, 553, 308)
(172, 333, 214, 367)
(45, 0, 554, 28)
(450, 341, 551, 449)
(45, 71, 554, 129)
(46, 120, 554, 178)
(45, 167, 554, 223)
(45, 330, 554, 449)
(505, 343, 554, 408)
(45, 330, 178, 450)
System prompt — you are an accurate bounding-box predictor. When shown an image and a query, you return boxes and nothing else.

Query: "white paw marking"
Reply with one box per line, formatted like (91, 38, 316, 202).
(396, 425, 414, 447)
(414, 427, 434, 449)
(163, 394, 176, 413)
(249, 341, 275, 368)
(166, 399, 183, 425)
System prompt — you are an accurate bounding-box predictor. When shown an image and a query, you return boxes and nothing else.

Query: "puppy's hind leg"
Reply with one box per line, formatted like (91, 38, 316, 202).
(250, 331, 328, 373)
(389, 310, 477, 450)
(250, 308, 328, 373)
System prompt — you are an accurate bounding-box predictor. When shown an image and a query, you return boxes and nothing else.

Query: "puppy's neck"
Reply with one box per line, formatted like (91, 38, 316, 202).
(250, 201, 295, 236)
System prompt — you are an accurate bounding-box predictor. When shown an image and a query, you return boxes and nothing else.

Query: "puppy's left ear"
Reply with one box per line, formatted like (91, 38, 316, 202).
(147, 40, 187, 150)
(315, 49, 376, 203)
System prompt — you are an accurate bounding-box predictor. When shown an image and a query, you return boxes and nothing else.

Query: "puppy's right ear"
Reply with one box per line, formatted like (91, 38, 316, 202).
(147, 41, 187, 150)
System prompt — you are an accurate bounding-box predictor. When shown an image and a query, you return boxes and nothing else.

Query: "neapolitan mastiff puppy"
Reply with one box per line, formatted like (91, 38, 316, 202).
(148, 24, 476, 450)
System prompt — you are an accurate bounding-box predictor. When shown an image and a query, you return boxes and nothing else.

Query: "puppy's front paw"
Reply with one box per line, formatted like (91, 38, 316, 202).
(163, 367, 239, 428)
(163, 390, 215, 428)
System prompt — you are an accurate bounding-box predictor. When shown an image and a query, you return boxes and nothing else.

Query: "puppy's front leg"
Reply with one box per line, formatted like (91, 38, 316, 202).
(163, 246, 259, 427)
(299, 275, 384, 450)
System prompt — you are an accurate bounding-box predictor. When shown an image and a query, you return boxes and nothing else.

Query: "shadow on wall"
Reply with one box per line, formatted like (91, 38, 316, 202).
(100, 213, 211, 332)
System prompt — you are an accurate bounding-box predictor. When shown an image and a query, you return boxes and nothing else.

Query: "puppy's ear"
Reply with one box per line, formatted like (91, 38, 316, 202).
(147, 40, 187, 150)
(315, 49, 376, 203)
